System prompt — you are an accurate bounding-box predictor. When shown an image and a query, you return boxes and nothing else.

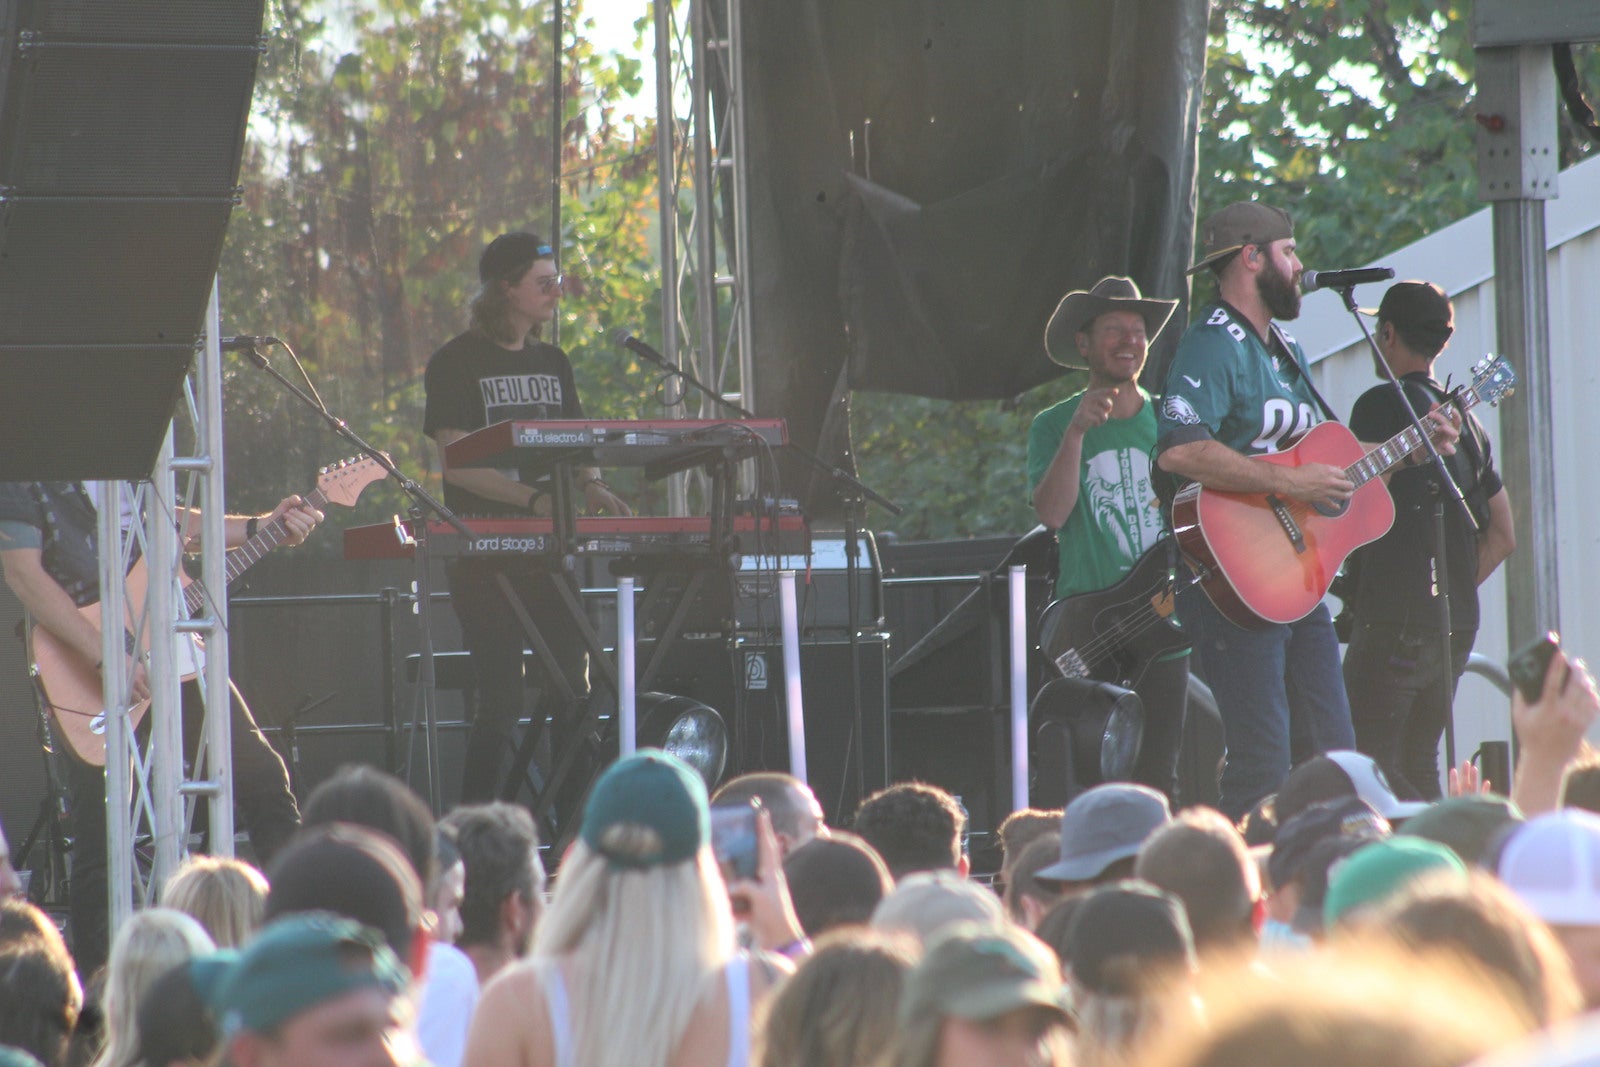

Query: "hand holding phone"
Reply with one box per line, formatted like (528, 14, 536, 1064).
(710, 798, 761, 883)
(1509, 632, 1563, 704)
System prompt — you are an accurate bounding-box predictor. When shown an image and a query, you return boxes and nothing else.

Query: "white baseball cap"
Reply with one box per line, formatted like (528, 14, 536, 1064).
(1495, 809, 1600, 927)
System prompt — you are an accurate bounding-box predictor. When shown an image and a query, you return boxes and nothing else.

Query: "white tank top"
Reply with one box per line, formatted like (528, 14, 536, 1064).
(544, 955, 751, 1067)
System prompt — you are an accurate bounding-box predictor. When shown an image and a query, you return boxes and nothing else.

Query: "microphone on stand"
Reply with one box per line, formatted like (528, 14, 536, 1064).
(611, 329, 673, 369)
(1301, 267, 1396, 292)
(219, 335, 280, 351)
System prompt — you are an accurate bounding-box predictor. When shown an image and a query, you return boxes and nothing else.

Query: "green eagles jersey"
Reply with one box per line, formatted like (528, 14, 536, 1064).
(1155, 302, 1328, 459)
(1029, 387, 1166, 599)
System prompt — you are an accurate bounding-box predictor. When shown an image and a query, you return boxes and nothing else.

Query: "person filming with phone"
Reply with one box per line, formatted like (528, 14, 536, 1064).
(1507, 634, 1600, 817)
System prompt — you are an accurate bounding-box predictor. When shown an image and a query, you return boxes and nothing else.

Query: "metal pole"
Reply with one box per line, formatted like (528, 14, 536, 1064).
(200, 284, 235, 854)
(98, 485, 134, 932)
(653, 0, 687, 517)
(690, 0, 718, 414)
(618, 577, 637, 755)
(549, 0, 563, 346)
(1008, 565, 1029, 814)
(147, 432, 184, 887)
(779, 570, 807, 780)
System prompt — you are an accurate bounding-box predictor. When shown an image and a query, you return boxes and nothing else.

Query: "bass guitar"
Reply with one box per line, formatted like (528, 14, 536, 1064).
(1037, 539, 1191, 688)
(1171, 356, 1516, 629)
(28, 455, 387, 765)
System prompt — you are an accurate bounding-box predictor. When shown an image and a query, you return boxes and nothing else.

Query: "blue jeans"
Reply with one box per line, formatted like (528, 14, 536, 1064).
(1177, 585, 1354, 820)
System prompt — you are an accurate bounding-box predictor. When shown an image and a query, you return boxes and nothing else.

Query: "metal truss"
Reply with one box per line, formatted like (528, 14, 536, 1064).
(652, 0, 755, 510)
(100, 284, 234, 931)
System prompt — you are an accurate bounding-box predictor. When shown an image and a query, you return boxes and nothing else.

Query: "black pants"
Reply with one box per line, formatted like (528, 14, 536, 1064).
(1343, 622, 1474, 802)
(67, 676, 299, 977)
(1131, 653, 1191, 804)
(446, 561, 590, 805)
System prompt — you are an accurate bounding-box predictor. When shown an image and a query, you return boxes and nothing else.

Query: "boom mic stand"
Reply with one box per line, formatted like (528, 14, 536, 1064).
(1330, 286, 1480, 782)
(630, 342, 901, 807)
(234, 337, 473, 814)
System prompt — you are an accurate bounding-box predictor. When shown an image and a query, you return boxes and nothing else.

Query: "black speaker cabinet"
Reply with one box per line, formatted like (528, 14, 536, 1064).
(649, 633, 891, 825)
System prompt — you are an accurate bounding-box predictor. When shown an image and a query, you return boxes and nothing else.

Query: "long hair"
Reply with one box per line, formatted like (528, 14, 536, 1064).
(754, 930, 914, 1067)
(90, 908, 214, 1067)
(160, 855, 269, 949)
(532, 834, 735, 1067)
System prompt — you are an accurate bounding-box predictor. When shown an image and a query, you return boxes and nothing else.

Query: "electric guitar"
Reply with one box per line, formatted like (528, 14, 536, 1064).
(28, 456, 387, 765)
(1037, 539, 1191, 688)
(1171, 356, 1517, 629)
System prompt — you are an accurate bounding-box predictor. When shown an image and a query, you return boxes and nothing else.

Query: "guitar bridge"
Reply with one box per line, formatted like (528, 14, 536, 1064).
(1265, 494, 1306, 553)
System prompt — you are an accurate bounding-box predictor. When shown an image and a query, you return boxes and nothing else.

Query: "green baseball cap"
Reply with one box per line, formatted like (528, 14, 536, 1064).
(1323, 837, 1467, 928)
(213, 913, 408, 1037)
(581, 749, 710, 869)
(901, 922, 1069, 1026)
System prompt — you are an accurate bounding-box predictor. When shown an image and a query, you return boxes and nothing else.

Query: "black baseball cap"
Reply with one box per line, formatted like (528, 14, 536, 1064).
(479, 232, 553, 283)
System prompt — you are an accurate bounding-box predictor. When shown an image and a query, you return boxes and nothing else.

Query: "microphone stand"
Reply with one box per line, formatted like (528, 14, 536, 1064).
(237, 340, 473, 814)
(1332, 287, 1480, 785)
(635, 344, 901, 808)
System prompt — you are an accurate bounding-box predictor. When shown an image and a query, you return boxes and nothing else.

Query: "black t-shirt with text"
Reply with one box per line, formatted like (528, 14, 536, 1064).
(422, 331, 584, 516)
(1345, 373, 1502, 632)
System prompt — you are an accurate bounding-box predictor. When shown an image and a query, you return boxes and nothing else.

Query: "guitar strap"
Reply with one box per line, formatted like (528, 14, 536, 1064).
(1267, 322, 1340, 424)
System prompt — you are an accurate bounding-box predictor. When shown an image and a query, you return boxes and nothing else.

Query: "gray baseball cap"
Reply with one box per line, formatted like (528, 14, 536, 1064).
(1035, 783, 1171, 884)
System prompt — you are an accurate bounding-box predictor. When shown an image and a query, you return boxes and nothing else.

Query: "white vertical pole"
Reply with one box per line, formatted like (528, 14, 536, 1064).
(618, 577, 636, 755)
(98, 484, 134, 932)
(779, 570, 806, 780)
(200, 283, 234, 855)
(147, 432, 184, 887)
(1009, 565, 1029, 814)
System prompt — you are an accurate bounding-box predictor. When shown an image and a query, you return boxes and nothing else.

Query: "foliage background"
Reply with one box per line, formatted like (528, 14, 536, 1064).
(217, 0, 1600, 546)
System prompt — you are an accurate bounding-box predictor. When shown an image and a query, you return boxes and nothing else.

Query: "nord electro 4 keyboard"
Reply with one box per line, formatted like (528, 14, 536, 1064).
(343, 514, 810, 562)
(444, 418, 788, 479)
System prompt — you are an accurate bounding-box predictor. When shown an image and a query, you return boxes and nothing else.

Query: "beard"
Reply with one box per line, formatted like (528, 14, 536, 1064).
(1258, 257, 1302, 320)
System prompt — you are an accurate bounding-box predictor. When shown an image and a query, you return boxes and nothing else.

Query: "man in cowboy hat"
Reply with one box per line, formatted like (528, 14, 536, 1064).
(1028, 275, 1190, 800)
(1152, 200, 1457, 821)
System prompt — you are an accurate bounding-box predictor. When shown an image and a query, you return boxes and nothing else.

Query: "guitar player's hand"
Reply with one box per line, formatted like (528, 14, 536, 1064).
(1068, 386, 1120, 434)
(1279, 462, 1354, 508)
(269, 495, 324, 547)
(104, 654, 151, 704)
(1425, 404, 1460, 457)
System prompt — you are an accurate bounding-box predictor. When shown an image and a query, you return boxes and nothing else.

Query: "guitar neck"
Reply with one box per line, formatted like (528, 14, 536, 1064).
(181, 487, 328, 615)
(1344, 389, 1477, 490)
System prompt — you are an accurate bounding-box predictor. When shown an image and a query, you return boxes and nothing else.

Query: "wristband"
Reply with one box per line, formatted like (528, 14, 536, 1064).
(246, 516, 260, 539)
(774, 937, 811, 960)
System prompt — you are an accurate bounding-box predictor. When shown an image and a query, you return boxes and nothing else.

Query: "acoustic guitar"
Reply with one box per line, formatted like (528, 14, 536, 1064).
(28, 456, 387, 765)
(1171, 356, 1516, 629)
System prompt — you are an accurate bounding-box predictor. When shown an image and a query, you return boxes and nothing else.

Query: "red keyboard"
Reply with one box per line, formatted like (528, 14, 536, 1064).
(445, 418, 788, 475)
(343, 514, 809, 561)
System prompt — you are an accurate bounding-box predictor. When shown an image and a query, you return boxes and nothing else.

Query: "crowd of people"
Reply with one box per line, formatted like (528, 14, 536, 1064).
(1, 628, 1599, 1067)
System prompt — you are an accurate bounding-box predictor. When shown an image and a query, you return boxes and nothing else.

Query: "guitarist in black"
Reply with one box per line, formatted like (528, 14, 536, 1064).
(1028, 276, 1191, 801)
(1341, 282, 1515, 800)
(0, 481, 317, 975)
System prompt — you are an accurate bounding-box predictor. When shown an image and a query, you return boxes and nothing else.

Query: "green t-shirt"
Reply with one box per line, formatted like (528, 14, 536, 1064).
(1155, 302, 1327, 458)
(1028, 386, 1166, 599)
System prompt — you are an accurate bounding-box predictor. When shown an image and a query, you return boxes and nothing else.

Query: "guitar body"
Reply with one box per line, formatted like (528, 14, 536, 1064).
(1172, 421, 1396, 628)
(1037, 540, 1189, 688)
(27, 557, 195, 766)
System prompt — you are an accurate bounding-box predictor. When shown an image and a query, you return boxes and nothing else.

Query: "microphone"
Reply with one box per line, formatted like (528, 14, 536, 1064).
(1301, 267, 1395, 292)
(612, 329, 673, 369)
(219, 335, 280, 351)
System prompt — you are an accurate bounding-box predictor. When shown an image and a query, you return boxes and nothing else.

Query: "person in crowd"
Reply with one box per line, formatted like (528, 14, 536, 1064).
(417, 824, 477, 1067)
(1154, 200, 1457, 820)
(852, 782, 968, 882)
(1369, 871, 1583, 1028)
(1003, 838, 1064, 931)
(131, 955, 230, 1067)
(782, 832, 893, 939)
(1030, 276, 1190, 801)
(1496, 809, 1600, 1009)
(1398, 793, 1523, 867)
(871, 870, 1006, 947)
(1031, 894, 1087, 972)
(215, 913, 416, 1067)
(159, 855, 269, 949)
(1063, 881, 1200, 1067)
(1560, 750, 1600, 813)
(423, 232, 630, 810)
(995, 809, 1061, 888)
(1509, 647, 1600, 816)
(1261, 797, 1389, 949)
(894, 922, 1073, 1067)
(1321, 837, 1467, 931)
(89, 909, 214, 1067)
(443, 801, 545, 987)
(1340, 281, 1514, 802)
(1135, 808, 1260, 956)
(712, 773, 828, 857)
(0, 481, 314, 974)
(1034, 783, 1171, 895)
(263, 822, 429, 978)
(1272, 749, 1428, 827)
(753, 929, 916, 1067)
(461, 750, 792, 1067)
(301, 764, 438, 893)
(0, 926, 80, 1067)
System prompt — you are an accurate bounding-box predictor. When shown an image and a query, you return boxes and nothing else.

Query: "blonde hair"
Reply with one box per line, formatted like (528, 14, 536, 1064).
(532, 834, 735, 1067)
(160, 855, 269, 949)
(91, 908, 215, 1067)
(754, 929, 916, 1067)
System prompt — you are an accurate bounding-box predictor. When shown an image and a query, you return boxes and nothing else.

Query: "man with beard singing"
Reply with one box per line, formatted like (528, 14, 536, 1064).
(1152, 201, 1455, 819)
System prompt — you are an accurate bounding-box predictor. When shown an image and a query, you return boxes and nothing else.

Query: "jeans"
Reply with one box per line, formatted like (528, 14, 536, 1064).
(1177, 585, 1354, 820)
(1343, 622, 1475, 802)
(446, 561, 590, 805)
(68, 678, 299, 976)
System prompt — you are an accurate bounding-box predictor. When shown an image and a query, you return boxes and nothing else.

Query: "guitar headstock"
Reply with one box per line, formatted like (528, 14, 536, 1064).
(317, 455, 389, 507)
(1465, 355, 1517, 408)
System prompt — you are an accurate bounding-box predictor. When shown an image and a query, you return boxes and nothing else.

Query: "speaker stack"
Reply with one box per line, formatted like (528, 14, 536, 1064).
(0, 0, 266, 480)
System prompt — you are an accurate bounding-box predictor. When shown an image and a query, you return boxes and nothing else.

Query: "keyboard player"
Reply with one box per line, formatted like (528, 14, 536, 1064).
(423, 231, 630, 806)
